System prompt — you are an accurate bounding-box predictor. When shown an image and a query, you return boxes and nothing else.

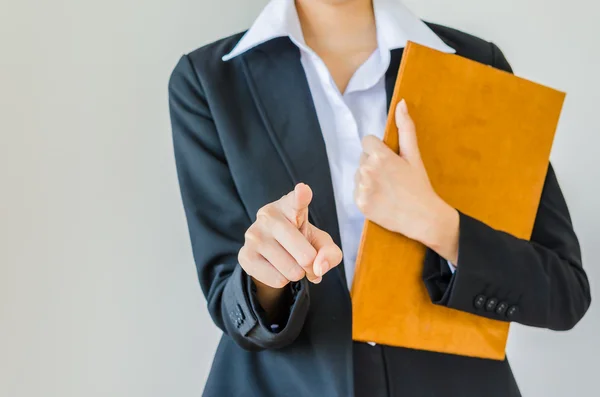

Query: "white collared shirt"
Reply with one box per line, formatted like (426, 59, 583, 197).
(224, 0, 456, 288)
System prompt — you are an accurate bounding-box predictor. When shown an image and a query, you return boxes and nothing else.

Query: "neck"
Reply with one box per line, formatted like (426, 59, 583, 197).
(296, 0, 377, 53)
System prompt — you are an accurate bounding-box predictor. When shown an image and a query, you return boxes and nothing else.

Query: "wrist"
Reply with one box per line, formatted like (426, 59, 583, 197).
(417, 197, 460, 264)
(251, 277, 288, 321)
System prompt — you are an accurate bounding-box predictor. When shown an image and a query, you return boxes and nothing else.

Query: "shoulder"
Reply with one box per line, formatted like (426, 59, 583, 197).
(169, 31, 247, 91)
(424, 22, 512, 72)
(186, 31, 246, 69)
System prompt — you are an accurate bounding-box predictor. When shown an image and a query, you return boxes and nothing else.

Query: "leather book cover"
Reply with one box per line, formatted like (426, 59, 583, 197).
(351, 42, 565, 360)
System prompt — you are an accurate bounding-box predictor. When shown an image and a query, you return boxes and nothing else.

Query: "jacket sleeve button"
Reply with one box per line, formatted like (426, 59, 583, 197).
(474, 295, 487, 309)
(485, 298, 498, 312)
(506, 306, 519, 318)
(496, 302, 508, 315)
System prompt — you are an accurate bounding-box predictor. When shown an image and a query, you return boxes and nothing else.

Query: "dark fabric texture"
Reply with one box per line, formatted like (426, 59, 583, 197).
(353, 342, 389, 397)
(169, 21, 590, 397)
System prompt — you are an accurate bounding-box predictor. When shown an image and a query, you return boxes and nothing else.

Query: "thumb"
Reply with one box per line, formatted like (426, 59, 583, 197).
(395, 99, 421, 163)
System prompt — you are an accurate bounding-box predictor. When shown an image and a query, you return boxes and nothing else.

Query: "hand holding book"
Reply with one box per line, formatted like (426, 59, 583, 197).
(354, 99, 459, 264)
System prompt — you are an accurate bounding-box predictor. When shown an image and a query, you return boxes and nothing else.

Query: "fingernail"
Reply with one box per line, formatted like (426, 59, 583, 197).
(314, 263, 322, 278)
(398, 99, 408, 114)
(313, 277, 322, 284)
(319, 261, 329, 276)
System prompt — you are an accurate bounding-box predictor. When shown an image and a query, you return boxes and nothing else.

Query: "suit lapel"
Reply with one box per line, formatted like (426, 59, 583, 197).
(241, 40, 405, 292)
(241, 38, 347, 287)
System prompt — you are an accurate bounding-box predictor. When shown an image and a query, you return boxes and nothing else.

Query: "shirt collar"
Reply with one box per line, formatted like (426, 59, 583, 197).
(222, 0, 455, 62)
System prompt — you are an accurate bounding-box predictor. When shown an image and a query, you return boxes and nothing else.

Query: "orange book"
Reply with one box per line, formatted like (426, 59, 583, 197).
(351, 42, 565, 360)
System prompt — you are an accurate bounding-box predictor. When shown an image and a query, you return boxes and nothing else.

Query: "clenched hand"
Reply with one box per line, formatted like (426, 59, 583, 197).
(354, 99, 460, 263)
(239, 183, 343, 316)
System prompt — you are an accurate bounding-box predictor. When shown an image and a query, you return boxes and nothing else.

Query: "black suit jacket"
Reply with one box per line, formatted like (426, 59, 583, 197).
(168, 23, 591, 397)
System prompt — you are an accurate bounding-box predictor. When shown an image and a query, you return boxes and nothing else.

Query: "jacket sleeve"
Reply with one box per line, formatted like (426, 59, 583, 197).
(168, 54, 310, 351)
(422, 44, 591, 331)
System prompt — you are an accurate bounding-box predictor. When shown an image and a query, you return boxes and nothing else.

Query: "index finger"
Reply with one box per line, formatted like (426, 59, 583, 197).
(277, 183, 313, 230)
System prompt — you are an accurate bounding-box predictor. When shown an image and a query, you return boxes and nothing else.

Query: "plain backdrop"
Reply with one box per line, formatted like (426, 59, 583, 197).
(1, 0, 598, 396)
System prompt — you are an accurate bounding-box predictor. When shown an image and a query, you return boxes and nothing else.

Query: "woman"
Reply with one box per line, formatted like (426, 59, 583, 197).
(168, 0, 591, 395)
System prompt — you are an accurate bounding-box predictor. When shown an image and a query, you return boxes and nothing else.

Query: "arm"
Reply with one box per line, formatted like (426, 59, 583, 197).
(355, 57, 590, 331)
(169, 55, 309, 350)
(422, 44, 591, 330)
(423, 164, 590, 330)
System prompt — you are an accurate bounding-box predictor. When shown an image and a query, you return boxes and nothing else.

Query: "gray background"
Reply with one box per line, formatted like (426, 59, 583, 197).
(1, 0, 598, 396)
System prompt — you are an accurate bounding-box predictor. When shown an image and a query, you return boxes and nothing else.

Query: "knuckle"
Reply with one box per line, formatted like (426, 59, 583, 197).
(378, 148, 391, 160)
(238, 248, 255, 271)
(355, 196, 364, 211)
(358, 179, 373, 195)
(256, 205, 267, 219)
(243, 227, 260, 244)
(335, 247, 344, 263)
(370, 152, 383, 166)
(237, 247, 249, 266)
(356, 194, 370, 213)
(324, 232, 335, 245)
(354, 172, 362, 187)
(360, 164, 374, 178)
(256, 204, 276, 221)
